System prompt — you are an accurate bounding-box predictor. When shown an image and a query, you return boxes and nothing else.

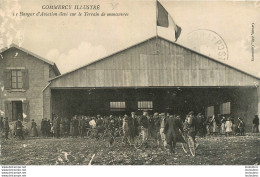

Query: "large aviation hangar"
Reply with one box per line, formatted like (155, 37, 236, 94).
(43, 36, 260, 131)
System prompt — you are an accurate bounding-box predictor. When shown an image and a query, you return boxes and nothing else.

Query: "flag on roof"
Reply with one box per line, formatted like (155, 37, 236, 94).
(157, 1, 182, 41)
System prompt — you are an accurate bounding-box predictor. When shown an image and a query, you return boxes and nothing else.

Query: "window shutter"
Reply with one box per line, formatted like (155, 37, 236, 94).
(22, 100, 29, 121)
(22, 69, 29, 89)
(4, 101, 12, 121)
(3, 69, 11, 90)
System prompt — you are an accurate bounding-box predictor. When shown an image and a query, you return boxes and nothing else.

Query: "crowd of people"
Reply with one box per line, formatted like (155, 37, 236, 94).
(0, 112, 259, 152)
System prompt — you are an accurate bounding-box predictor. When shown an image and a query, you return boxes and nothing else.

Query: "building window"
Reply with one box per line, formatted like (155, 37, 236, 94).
(11, 70, 23, 89)
(138, 101, 153, 110)
(220, 102, 231, 115)
(110, 101, 126, 111)
(206, 106, 214, 117)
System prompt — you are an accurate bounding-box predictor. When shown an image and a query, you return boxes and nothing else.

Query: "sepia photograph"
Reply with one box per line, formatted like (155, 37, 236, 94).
(0, 0, 260, 168)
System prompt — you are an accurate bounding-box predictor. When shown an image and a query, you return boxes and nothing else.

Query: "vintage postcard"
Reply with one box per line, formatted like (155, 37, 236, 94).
(0, 0, 259, 172)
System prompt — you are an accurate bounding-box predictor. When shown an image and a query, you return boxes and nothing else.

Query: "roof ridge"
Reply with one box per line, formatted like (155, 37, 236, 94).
(0, 43, 55, 66)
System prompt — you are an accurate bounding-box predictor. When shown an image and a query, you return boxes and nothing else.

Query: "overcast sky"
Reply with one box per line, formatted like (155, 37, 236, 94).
(1, 0, 259, 76)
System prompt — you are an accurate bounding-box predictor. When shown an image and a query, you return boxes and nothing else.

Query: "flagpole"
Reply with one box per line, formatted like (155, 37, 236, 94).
(156, 0, 158, 37)
(155, 0, 158, 54)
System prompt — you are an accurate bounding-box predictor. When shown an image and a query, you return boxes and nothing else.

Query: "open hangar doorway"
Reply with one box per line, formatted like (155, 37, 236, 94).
(51, 87, 257, 128)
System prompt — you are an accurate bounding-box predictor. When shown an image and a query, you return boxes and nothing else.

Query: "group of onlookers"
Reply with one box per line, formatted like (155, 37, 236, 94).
(0, 117, 25, 140)
(206, 115, 248, 136)
(0, 113, 259, 141)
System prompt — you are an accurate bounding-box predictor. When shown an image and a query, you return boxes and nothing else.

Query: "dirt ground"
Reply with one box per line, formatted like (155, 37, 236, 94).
(1, 135, 259, 165)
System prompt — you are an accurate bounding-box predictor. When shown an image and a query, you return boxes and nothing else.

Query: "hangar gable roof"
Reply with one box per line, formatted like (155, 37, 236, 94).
(49, 36, 260, 87)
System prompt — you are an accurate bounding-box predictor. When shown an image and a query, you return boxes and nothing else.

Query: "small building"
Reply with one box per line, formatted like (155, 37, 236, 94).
(0, 44, 60, 126)
(45, 36, 260, 131)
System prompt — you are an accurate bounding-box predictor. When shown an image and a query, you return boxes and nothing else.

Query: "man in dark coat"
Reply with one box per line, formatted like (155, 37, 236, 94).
(140, 111, 149, 145)
(14, 119, 24, 140)
(46, 119, 51, 137)
(53, 115, 61, 138)
(164, 115, 185, 153)
(3, 117, 10, 140)
(253, 115, 259, 133)
(96, 115, 104, 139)
(0, 116, 4, 132)
(153, 113, 161, 147)
(238, 117, 245, 136)
(79, 116, 86, 138)
(128, 112, 139, 144)
(31, 119, 38, 137)
(196, 113, 205, 137)
(41, 119, 45, 136)
(72, 116, 79, 138)
(41, 118, 48, 137)
(159, 113, 167, 148)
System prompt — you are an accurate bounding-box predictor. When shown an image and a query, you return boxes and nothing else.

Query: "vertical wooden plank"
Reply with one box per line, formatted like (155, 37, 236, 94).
(86, 69, 96, 87)
(139, 69, 148, 86)
(199, 56, 208, 70)
(176, 55, 184, 70)
(113, 70, 121, 87)
(175, 69, 183, 86)
(182, 70, 190, 86)
(140, 54, 148, 70)
(133, 70, 140, 87)
(122, 52, 130, 70)
(209, 70, 214, 86)
(113, 55, 118, 70)
(131, 49, 139, 70)
(96, 69, 105, 87)
(184, 52, 192, 70)
(152, 54, 160, 70)
(78, 70, 86, 87)
(122, 70, 132, 86)
(190, 70, 198, 86)
(159, 70, 164, 86)
(153, 69, 160, 86)
(104, 69, 113, 87)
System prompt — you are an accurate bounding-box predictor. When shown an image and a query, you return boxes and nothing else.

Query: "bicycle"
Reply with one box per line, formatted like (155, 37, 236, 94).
(181, 130, 196, 157)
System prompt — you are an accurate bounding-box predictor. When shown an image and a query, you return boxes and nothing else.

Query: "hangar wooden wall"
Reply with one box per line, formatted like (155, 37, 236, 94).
(49, 36, 259, 88)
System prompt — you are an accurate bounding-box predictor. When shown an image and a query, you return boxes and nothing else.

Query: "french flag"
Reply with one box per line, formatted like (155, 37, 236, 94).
(157, 1, 182, 42)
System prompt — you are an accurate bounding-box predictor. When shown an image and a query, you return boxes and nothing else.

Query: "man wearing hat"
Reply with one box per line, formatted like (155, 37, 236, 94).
(14, 118, 24, 139)
(122, 114, 130, 145)
(159, 113, 167, 148)
(153, 113, 161, 147)
(3, 117, 10, 140)
(31, 119, 38, 137)
(96, 115, 104, 139)
(164, 115, 186, 153)
(253, 115, 259, 133)
(238, 117, 245, 136)
(140, 111, 149, 146)
(128, 112, 139, 144)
